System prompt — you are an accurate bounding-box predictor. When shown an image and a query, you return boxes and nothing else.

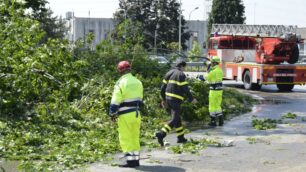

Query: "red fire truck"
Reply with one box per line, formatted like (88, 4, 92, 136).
(208, 24, 306, 91)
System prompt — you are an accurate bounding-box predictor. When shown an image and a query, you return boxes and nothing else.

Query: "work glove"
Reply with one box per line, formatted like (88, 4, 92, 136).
(161, 100, 168, 109)
(198, 75, 205, 81)
(110, 114, 118, 122)
(109, 112, 118, 122)
(191, 98, 198, 104)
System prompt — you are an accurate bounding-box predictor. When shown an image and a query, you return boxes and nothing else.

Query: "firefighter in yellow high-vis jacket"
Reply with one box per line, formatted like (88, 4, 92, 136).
(109, 61, 143, 168)
(205, 56, 224, 127)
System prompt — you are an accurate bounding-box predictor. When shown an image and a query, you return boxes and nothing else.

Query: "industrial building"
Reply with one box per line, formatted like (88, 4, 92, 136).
(65, 12, 207, 53)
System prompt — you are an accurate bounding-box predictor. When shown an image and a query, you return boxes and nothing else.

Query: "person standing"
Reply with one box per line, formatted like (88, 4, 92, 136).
(205, 56, 224, 127)
(109, 60, 143, 168)
(155, 60, 197, 146)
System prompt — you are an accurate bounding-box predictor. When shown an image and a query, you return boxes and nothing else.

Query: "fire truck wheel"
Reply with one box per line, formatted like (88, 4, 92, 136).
(253, 83, 262, 90)
(243, 70, 260, 90)
(277, 84, 294, 92)
(287, 45, 299, 64)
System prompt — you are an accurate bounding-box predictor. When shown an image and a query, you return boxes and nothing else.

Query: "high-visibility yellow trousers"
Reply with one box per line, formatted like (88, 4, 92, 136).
(117, 111, 141, 152)
(209, 90, 223, 117)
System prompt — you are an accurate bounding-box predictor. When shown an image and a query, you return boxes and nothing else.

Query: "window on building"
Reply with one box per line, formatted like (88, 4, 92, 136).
(89, 29, 95, 34)
(104, 30, 109, 39)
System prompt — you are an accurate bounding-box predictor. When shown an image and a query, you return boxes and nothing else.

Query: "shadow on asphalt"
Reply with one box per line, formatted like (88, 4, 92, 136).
(135, 165, 185, 172)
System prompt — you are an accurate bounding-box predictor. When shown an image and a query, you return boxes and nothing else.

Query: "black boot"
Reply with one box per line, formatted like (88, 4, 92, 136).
(218, 115, 224, 126)
(177, 135, 188, 143)
(155, 131, 166, 146)
(208, 117, 217, 127)
(135, 160, 140, 167)
(119, 160, 138, 168)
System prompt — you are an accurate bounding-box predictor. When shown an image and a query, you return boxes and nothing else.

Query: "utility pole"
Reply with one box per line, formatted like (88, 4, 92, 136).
(204, 0, 211, 51)
(124, 0, 127, 43)
(124, 9, 127, 43)
(155, 1, 161, 55)
(188, 7, 199, 51)
(154, 24, 159, 55)
(189, 7, 199, 20)
(178, 0, 182, 53)
(154, 29, 157, 55)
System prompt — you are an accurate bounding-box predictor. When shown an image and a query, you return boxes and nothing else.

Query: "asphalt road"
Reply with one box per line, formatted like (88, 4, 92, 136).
(87, 83, 306, 172)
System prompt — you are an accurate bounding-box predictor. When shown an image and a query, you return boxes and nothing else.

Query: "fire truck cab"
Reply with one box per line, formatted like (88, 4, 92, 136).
(208, 24, 306, 91)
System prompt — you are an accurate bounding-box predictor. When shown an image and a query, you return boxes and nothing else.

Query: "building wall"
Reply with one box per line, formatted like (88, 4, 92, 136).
(67, 16, 207, 53)
(297, 28, 306, 61)
(185, 20, 208, 55)
(67, 17, 115, 46)
(297, 28, 306, 40)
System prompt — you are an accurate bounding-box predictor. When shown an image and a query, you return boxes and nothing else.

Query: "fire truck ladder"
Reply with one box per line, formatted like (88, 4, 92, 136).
(211, 24, 298, 38)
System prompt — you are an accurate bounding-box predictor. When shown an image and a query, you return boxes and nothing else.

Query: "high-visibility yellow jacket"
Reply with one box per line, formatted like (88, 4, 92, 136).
(109, 73, 143, 116)
(205, 65, 223, 90)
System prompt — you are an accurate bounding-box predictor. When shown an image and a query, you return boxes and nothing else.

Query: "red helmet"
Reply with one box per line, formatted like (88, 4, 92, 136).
(117, 60, 131, 73)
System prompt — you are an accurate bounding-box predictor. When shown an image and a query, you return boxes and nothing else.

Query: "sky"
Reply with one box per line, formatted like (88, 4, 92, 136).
(47, 0, 306, 27)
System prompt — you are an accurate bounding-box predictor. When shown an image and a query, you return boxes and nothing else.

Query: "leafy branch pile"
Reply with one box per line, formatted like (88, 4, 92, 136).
(252, 118, 281, 130)
(246, 137, 271, 145)
(282, 112, 297, 119)
(246, 137, 257, 144)
(0, 2, 255, 171)
(252, 112, 301, 130)
(168, 138, 219, 154)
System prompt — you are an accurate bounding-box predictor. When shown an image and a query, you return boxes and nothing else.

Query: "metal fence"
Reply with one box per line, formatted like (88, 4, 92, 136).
(186, 62, 207, 72)
(171, 62, 206, 72)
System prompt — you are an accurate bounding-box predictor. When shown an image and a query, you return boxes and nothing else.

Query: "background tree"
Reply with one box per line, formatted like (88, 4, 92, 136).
(207, 0, 245, 38)
(114, 0, 190, 52)
(187, 41, 202, 61)
(0, 0, 66, 41)
(25, 0, 67, 40)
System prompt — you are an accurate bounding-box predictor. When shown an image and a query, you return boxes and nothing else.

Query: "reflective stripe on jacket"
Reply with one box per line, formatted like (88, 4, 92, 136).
(205, 65, 223, 90)
(161, 68, 193, 102)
